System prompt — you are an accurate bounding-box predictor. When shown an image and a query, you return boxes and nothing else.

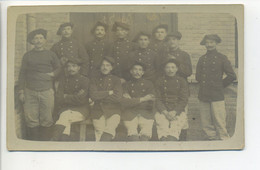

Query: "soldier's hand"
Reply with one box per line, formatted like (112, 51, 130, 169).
(19, 93, 25, 103)
(123, 93, 131, 99)
(77, 89, 85, 96)
(168, 54, 176, 59)
(46, 72, 54, 77)
(61, 57, 68, 65)
(168, 111, 177, 121)
(109, 90, 114, 95)
(141, 94, 155, 102)
(89, 98, 94, 106)
(120, 78, 126, 84)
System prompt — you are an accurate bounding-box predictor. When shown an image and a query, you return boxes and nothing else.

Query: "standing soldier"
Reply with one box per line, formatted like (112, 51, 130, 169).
(121, 62, 156, 141)
(85, 21, 111, 78)
(110, 21, 136, 81)
(51, 57, 90, 141)
(196, 34, 236, 140)
(149, 24, 168, 53)
(18, 29, 61, 141)
(51, 22, 89, 77)
(155, 58, 189, 141)
(90, 56, 123, 141)
(130, 32, 158, 83)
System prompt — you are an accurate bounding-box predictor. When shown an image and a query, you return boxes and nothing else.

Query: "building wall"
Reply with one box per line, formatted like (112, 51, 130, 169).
(178, 13, 237, 82)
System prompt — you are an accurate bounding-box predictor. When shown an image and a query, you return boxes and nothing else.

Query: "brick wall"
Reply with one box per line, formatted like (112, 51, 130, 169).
(178, 13, 237, 82)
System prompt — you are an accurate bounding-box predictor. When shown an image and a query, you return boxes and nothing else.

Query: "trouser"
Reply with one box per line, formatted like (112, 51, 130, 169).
(199, 100, 230, 140)
(55, 110, 85, 136)
(123, 115, 154, 140)
(92, 114, 120, 141)
(24, 88, 54, 128)
(155, 112, 188, 140)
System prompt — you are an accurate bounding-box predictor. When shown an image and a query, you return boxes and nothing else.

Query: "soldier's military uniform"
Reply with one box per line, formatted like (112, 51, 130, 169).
(110, 22, 136, 80)
(121, 75, 156, 141)
(155, 59, 189, 141)
(51, 23, 89, 77)
(130, 48, 158, 82)
(196, 34, 237, 140)
(90, 57, 123, 141)
(51, 57, 90, 141)
(85, 22, 111, 77)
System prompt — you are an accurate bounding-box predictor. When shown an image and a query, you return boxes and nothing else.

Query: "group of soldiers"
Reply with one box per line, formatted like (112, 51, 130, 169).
(18, 21, 237, 142)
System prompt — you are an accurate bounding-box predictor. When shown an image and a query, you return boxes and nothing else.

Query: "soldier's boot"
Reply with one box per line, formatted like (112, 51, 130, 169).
(140, 135, 150, 141)
(127, 135, 139, 141)
(100, 132, 113, 141)
(160, 136, 169, 141)
(167, 135, 178, 141)
(179, 129, 187, 141)
(60, 134, 71, 141)
(39, 126, 53, 141)
(50, 125, 66, 141)
(26, 126, 40, 141)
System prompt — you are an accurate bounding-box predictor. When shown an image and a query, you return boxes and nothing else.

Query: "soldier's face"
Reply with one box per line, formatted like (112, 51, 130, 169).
(130, 65, 144, 79)
(32, 34, 46, 49)
(205, 39, 217, 50)
(116, 27, 129, 39)
(101, 60, 113, 75)
(61, 26, 73, 38)
(154, 28, 167, 41)
(95, 26, 106, 38)
(164, 62, 178, 77)
(67, 62, 80, 75)
(138, 35, 150, 49)
(168, 37, 179, 49)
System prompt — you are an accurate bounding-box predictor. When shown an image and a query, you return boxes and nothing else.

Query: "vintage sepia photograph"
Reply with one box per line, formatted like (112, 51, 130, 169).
(7, 5, 244, 151)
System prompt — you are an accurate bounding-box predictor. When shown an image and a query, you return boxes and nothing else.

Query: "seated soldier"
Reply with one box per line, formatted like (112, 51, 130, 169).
(121, 61, 156, 141)
(51, 57, 90, 141)
(90, 56, 123, 141)
(155, 58, 189, 141)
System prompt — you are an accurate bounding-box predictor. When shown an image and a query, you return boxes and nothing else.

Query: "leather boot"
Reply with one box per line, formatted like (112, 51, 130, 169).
(39, 126, 53, 141)
(140, 135, 150, 141)
(179, 129, 187, 141)
(167, 135, 178, 141)
(27, 126, 40, 141)
(50, 125, 66, 141)
(127, 135, 139, 141)
(100, 132, 113, 141)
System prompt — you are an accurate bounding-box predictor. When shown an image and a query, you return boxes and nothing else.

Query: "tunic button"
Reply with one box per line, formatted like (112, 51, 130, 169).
(127, 46, 129, 48)
(70, 41, 72, 44)
(203, 62, 206, 64)
(215, 56, 217, 58)
(116, 47, 119, 49)
(213, 62, 215, 64)
(164, 80, 167, 83)
(141, 83, 144, 86)
(99, 84, 102, 86)
(142, 89, 145, 92)
(177, 54, 179, 56)
(131, 84, 134, 86)
(203, 81, 205, 83)
(139, 53, 142, 55)
(91, 60, 94, 63)
(61, 43, 63, 45)
(164, 87, 167, 90)
(61, 48, 63, 50)
(108, 78, 111, 81)
(101, 48, 104, 50)
(139, 58, 142, 61)
(100, 78, 102, 81)
(108, 84, 111, 86)
(93, 49, 95, 51)
(117, 52, 119, 54)
(176, 80, 179, 82)
(126, 51, 128, 53)
(212, 69, 215, 71)
(117, 63, 120, 65)
(131, 90, 134, 93)
(203, 74, 206, 77)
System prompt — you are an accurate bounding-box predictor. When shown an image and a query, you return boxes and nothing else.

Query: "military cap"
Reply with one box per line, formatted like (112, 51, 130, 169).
(102, 56, 115, 66)
(161, 58, 180, 68)
(67, 57, 82, 65)
(200, 34, 222, 45)
(165, 31, 182, 41)
(57, 22, 74, 35)
(27, 29, 47, 44)
(112, 21, 130, 32)
(132, 32, 151, 42)
(129, 61, 146, 71)
(152, 24, 168, 35)
(91, 21, 108, 34)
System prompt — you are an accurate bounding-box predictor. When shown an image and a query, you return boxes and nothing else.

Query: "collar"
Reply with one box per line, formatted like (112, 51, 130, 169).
(168, 47, 180, 53)
(116, 38, 128, 42)
(206, 49, 218, 55)
(67, 73, 80, 79)
(164, 74, 177, 80)
(61, 37, 73, 42)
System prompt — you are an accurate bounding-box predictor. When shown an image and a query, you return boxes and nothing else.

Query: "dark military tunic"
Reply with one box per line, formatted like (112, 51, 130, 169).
(51, 37, 90, 77)
(155, 75, 189, 115)
(90, 73, 123, 119)
(55, 73, 90, 119)
(196, 49, 236, 102)
(85, 39, 111, 77)
(130, 48, 158, 82)
(110, 38, 136, 79)
(121, 78, 156, 121)
(149, 39, 168, 53)
(161, 48, 192, 79)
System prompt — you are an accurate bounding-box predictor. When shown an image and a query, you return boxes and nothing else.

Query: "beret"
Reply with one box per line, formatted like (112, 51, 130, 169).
(27, 29, 47, 44)
(165, 31, 182, 41)
(57, 22, 74, 35)
(129, 61, 146, 71)
(200, 34, 222, 45)
(152, 24, 168, 35)
(112, 21, 130, 32)
(102, 56, 115, 66)
(132, 31, 151, 42)
(161, 58, 180, 68)
(91, 21, 108, 34)
(67, 57, 82, 65)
